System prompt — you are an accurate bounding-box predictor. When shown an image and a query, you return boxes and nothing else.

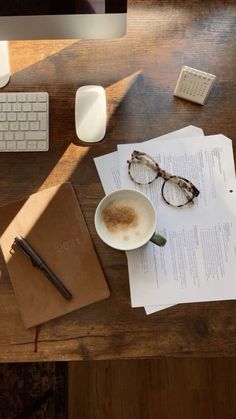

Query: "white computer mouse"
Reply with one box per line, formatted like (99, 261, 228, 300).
(0, 41, 10, 88)
(75, 85, 107, 143)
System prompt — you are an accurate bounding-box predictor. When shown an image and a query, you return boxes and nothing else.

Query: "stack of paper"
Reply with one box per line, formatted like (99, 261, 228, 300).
(94, 126, 236, 315)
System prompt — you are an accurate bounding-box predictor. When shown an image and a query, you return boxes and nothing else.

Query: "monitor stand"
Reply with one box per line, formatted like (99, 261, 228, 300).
(0, 41, 10, 88)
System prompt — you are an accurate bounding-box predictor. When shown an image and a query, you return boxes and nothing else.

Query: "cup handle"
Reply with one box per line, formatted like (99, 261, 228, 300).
(150, 233, 166, 247)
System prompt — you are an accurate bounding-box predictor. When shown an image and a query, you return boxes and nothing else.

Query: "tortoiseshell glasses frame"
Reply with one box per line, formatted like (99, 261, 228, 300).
(127, 150, 200, 208)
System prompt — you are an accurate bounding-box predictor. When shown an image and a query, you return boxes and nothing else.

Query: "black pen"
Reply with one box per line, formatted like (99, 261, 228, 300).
(13, 235, 72, 301)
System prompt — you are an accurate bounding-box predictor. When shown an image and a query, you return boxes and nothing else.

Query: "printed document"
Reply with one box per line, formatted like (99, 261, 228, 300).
(118, 134, 236, 307)
(94, 126, 204, 313)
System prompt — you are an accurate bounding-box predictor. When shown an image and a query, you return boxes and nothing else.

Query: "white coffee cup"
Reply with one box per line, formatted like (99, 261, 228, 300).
(94, 189, 166, 251)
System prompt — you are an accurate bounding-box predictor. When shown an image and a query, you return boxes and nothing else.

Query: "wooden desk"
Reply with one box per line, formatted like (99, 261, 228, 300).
(0, 0, 235, 362)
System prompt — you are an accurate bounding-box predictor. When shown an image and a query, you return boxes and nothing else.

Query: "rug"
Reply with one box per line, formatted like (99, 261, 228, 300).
(0, 362, 67, 419)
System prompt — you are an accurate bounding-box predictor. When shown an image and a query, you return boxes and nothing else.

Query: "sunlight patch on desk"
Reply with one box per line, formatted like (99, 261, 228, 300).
(38, 143, 91, 190)
(106, 71, 142, 121)
(2, 179, 85, 263)
(0, 189, 60, 263)
(9, 40, 77, 74)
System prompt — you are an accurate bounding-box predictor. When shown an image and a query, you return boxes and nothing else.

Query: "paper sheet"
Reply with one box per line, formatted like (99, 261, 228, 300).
(118, 134, 236, 307)
(94, 125, 204, 313)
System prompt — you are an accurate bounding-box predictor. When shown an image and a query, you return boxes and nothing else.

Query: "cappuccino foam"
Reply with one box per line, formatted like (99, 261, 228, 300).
(101, 198, 155, 249)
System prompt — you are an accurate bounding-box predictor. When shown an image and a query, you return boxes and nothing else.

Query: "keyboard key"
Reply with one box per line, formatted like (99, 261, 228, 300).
(0, 113, 6, 121)
(0, 132, 3, 140)
(0, 141, 5, 149)
(10, 122, 19, 131)
(2, 103, 11, 112)
(17, 93, 27, 102)
(30, 121, 40, 131)
(37, 93, 48, 102)
(27, 93, 37, 102)
(7, 94, 17, 102)
(38, 113, 47, 130)
(18, 113, 27, 121)
(0, 94, 7, 102)
(0, 122, 8, 130)
(27, 141, 37, 150)
(33, 102, 47, 112)
(4, 131, 14, 141)
(12, 103, 21, 112)
(7, 112, 17, 121)
(28, 112, 37, 121)
(15, 131, 24, 141)
(25, 131, 47, 140)
(20, 122, 29, 131)
(6, 141, 16, 150)
(22, 103, 32, 112)
(17, 141, 26, 150)
(37, 141, 48, 150)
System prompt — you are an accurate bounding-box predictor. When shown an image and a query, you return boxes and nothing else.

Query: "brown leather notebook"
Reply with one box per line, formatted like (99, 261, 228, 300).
(0, 183, 110, 328)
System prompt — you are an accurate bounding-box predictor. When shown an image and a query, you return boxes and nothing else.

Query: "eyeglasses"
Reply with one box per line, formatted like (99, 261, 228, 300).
(127, 150, 200, 208)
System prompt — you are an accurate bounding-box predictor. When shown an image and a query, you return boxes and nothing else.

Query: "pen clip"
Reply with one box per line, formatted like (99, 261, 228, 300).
(11, 240, 37, 267)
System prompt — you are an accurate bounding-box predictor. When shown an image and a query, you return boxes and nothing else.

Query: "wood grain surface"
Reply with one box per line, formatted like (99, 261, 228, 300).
(68, 358, 236, 419)
(0, 0, 235, 361)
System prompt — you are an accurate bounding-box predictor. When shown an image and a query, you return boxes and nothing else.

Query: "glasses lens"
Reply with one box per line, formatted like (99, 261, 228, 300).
(129, 161, 157, 185)
(162, 179, 194, 207)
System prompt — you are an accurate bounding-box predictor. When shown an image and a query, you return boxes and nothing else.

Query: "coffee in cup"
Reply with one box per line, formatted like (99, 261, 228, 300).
(95, 189, 166, 251)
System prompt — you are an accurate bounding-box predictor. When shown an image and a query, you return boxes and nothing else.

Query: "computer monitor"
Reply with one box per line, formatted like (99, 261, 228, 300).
(0, 1, 127, 87)
(0, 1, 127, 40)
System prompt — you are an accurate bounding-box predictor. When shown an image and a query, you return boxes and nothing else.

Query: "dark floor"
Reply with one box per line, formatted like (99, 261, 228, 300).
(0, 362, 67, 419)
(3, 357, 236, 419)
(68, 358, 236, 419)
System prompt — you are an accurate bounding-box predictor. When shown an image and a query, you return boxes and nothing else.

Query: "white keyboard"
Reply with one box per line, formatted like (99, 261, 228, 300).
(0, 92, 49, 152)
